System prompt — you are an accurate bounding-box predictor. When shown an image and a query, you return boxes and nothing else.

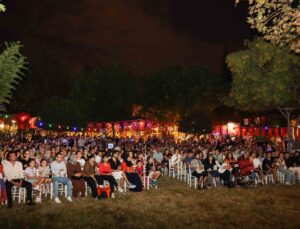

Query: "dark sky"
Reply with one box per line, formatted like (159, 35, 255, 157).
(0, 0, 251, 74)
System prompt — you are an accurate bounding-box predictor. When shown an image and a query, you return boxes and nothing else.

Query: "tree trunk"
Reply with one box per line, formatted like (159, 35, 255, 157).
(277, 107, 293, 152)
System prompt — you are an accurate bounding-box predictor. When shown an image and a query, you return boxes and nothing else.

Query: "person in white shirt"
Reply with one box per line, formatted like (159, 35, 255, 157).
(50, 152, 73, 203)
(3, 151, 34, 208)
(249, 152, 264, 185)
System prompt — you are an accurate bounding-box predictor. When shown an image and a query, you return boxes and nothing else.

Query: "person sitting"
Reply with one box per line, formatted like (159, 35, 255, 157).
(3, 151, 34, 208)
(121, 152, 143, 192)
(262, 152, 275, 176)
(19, 150, 31, 170)
(67, 154, 85, 198)
(135, 160, 144, 178)
(276, 152, 294, 185)
(0, 158, 7, 205)
(285, 152, 300, 179)
(190, 153, 207, 189)
(98, 154, 119, 198)
(145, 156, 161, 187)
(153, 146, 164, 168)
(24, 159, 44, 203)
(109, 150, 135, 192)
(249, 152, 264, 185)
(203, 154, 218, 187)
(51, 152, 73, 203)
(38, 159, 52, 186)
(216, 152, 232, 187)
(83, 154, 99, 199)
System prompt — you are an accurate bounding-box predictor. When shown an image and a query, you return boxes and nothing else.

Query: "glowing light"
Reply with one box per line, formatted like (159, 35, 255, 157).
(11, 120, 16, 124)
(0, 123, 4, 129)
(49, 124, 52, 128)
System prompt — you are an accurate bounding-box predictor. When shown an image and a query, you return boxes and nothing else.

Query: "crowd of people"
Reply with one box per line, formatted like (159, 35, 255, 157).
(0, 134, 299, 209)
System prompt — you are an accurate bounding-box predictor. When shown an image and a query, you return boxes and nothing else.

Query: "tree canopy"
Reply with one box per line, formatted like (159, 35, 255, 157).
(236, 0, 300, 53)
(226, 38, 300, 112)
(0, 3, 26, 112)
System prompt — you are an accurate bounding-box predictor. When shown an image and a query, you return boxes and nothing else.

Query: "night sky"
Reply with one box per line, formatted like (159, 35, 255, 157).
(0, 0, 251, 74)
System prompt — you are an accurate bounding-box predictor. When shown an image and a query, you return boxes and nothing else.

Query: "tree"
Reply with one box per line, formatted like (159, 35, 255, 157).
(179, 112, 212, 134)
(226, 38, 300, 151)
(236, 0, 300, 53)
(0, 3, 26, 111)
(0, 42, 26, 111)
(140, 65, 226, 122)
(226, 38, 299, 110)
(0, 1, 5, 12)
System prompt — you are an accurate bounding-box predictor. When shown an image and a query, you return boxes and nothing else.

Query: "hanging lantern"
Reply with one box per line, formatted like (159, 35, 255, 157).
(96, 123, 102, 132)
(139, 120, 145, 131)
(241, 127, 247, 137)
(254, 127, 260, 136)
(28, 117, 37, 129)
(146, 121, 153, 131)
(87, 122, 94, 132)
(114, 122, 121, 132)
(274, 128, 279, 137)
(16, 112, 31, 130)
(248, 127, 254, 136)
(268, 128, 273, 138)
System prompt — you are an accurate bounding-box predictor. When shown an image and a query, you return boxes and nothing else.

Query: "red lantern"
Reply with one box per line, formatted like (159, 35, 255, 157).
(96, 123, 102, 132)
(261, 128, 267, 137)
(274, 128, 279, 137)
(254, 128, 260, 136)
(87, 122, 94, 132)
(248, 127, 253, 136)
(280, 128, 287, 137)
(16, 112, 31, 130)
(131, 121, 139, 131)
(241, 127, 247, 137)
(146, 121, 153, 131)
(28, 117, 37, 129)
(268, 128, 273, 137)
(114, 122, 121, 132)
(139, 120, 145, 131)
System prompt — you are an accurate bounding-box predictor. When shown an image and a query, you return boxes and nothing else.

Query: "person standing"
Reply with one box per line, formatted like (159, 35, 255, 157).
(51, 152, 73, 203)
(3, 151, 34, 208)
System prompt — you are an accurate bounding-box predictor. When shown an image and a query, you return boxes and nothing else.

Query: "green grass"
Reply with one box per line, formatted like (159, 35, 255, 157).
(1, 177, 300, 229)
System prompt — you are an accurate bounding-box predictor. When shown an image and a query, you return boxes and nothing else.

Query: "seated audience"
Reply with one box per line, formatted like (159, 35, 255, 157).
(51, 152, 73, 203)
(3, 151, 34, 208)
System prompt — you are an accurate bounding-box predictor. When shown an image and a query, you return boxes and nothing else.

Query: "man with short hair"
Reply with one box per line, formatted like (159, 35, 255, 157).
(153, 147, 164, 166)
(3, 151, 34, 208)
(51, 152, 73, 203)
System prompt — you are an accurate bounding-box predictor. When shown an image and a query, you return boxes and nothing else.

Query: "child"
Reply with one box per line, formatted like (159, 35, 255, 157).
(0, 161, 6, 205)
(146, 156, 161, 187)
(38, 159, 52, 191)
(135, 160, 144, 178)
(25, 159, 43, 202)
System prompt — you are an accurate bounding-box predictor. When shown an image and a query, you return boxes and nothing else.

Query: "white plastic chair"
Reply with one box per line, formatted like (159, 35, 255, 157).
(12, 186, 26, 203)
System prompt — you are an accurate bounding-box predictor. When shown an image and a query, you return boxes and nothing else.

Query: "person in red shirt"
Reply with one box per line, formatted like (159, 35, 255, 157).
(0, 162, 7, 205)
(135, 160, 144, 178)
(97, 154, 118, 198)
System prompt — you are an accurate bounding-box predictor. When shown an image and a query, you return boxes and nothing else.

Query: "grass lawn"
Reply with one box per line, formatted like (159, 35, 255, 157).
(1, 176, 300, 229)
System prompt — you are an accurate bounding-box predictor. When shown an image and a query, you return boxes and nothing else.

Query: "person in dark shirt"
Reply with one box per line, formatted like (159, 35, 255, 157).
(145, 156, 161, 187)
(262, 152, 274, 174)
(19, 150, 31, 169)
